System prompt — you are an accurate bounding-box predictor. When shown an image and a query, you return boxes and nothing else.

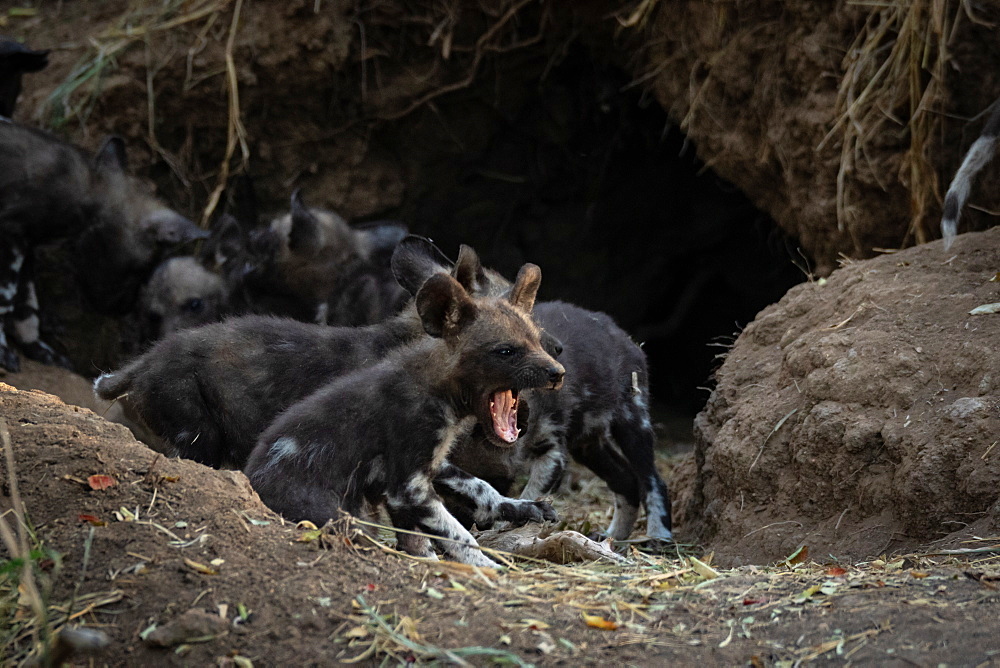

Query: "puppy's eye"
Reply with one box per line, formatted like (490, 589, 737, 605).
(495, 347, 514, 357)
(183, 298, 204, 314)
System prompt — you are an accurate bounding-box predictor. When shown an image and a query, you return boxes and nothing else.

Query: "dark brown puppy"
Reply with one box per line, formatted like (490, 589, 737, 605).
(245, 267, 564, 566)
(0, 122, 203, 371)
(95, 238, 559, 530)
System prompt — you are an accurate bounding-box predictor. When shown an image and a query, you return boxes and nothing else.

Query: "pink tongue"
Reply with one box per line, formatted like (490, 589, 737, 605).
(491, 390, 519, 443)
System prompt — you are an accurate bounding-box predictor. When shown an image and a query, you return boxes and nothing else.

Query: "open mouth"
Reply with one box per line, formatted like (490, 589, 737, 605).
(486, 389, 520, 445)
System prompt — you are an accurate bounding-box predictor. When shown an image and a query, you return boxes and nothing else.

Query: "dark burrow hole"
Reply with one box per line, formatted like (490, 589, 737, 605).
(372, 48, 808, 422)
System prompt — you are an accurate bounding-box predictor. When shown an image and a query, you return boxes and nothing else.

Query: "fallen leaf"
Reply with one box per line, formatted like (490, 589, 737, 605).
(970, 302, 1000, 315)
(793, 585, 823, 603)
(990, 272, 1000, 282)
(78, 514, 106, 526)
(826, 566, 847, 577)
(689, 556, 718, 580)
(183, 558, 217, 575)
(296, 520, 319, 530)
(521, 619, 551, 630)
(582, 614, 619, 631)
(87, 475, 116, 490)
(784, 545, 809, 566)
(297, 529, 323, 543)
(910, 570, 930, 579)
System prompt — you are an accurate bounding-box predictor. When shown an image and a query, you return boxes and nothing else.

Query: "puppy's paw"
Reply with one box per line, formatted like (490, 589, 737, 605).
(498, 499, 558, 527)
(0, 344, 20, 373)
(21, 340, 72, 370)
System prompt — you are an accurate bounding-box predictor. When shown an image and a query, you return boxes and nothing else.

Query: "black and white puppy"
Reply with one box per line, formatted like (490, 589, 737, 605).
(245, 266, 565, 566)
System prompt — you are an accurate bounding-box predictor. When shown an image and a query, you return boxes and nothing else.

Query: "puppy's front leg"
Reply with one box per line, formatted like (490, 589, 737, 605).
(434, 462, 557, 529)
(387, 473, 499, 568)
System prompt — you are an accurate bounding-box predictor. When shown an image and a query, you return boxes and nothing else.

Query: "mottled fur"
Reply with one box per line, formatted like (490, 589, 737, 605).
(136, 256, 228, 342)
(94, 238, 559, 529)
(244, 268, 564, 566)
(942, 97, 1000, 250)
(450, 301, 673, 542)
(0, 122, 203, 370)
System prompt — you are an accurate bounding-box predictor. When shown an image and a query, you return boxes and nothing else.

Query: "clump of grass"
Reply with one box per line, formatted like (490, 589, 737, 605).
(819, 0, 971, 248)
(41, 0, 236, 129)
(0, 420, 114, 666)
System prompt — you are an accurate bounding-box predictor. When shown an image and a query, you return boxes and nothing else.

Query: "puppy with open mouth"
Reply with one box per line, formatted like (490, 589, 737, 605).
(245, 264, 564, 567)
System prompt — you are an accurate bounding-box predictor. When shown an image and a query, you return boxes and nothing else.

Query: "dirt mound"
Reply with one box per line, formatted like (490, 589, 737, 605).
(684, 227, 1000, 566)
(6, 382, 1000, 666)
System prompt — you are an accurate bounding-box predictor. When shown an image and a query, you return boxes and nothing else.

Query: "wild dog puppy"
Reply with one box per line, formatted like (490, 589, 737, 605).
(244, 267, 565, 566)
(448, 302, 672, 543)
(136, 256, 229, 343)
(94, 237, 559, 528)
(323, 219, 410, 326)
(0, 123, 203, 371)
(225, 189, 409, 325)
(417, 250, 672, 541)
(941, 97, 1000, 250)
(0, 38, 48, 117)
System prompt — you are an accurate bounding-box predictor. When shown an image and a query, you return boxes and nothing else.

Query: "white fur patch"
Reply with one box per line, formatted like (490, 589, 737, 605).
(520, 447, 566, 500)
(605, 493, 640, 541)
(269, 437, 300, 464)
(22, 281, 38, 310)
(644, 478, 673, 541)
(424, 498, 498, 568)
(12, 313, 39, 344)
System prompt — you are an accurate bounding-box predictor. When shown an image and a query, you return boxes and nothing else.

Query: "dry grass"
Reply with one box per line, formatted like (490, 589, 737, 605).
(0, 420, 117, 667)
(41, 0, 243, 226)
(818, 0, 973, 248)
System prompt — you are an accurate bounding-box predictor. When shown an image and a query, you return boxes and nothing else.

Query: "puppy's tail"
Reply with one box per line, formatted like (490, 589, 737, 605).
(93, 362, 140, 400)
(942, 98, 1000, 250)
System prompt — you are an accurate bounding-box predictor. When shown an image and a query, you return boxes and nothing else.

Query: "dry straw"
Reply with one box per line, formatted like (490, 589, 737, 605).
(819, 0, 986, 248)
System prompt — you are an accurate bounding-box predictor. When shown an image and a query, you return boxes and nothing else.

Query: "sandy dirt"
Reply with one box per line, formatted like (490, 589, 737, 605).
(2, 382, 1000, 667)
(686, 226, 1000, 569)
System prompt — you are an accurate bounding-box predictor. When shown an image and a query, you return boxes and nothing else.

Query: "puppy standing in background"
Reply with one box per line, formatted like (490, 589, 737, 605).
(0, 125, 204, 372)
(941, 96, 1000, 249)
(245, 265, 565, 567)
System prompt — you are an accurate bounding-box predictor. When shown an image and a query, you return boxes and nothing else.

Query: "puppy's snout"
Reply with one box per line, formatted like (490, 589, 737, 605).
(547, 362, 565, 389)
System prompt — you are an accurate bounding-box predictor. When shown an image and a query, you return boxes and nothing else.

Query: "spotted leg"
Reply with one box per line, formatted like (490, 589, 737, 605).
(11, 250, 71, 369)
(386, 473, 499, 567)
(433, 462, 557, 529)
(519, 413, 569, 500)
(0, 237, 24, 371)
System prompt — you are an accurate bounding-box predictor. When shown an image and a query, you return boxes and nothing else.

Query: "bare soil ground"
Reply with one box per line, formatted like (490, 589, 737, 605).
(686, 226, 1000, 572)
(2, 262, 1000, 668)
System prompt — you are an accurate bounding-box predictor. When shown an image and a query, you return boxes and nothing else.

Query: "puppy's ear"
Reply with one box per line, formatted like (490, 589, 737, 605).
(452, 244, 487, 294)
(201, 213, 245, 266)
(288, 189, 322, 254)
(508, 263, 541, 312)
(540, 329, 563, 358)
(416, 273, 477, 339)
(94, 136, 127, 172)
(391, 235, 453, 296)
